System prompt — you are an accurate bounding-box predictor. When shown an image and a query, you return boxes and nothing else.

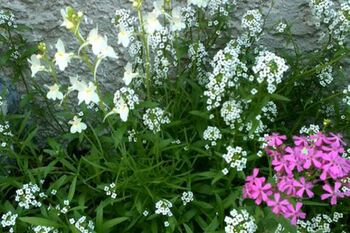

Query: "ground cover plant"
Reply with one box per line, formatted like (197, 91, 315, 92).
(0, 0, 350, 232)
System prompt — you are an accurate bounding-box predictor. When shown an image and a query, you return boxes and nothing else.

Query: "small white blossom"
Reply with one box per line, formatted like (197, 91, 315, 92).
(54, 39, 73, 71)
(28, 54, 45, 77)
(45, 84, 64, 101)
(143, 107, 170, 133)
(68, 116, 87, 134)
(155, 199, 173, 217)
(123, 63, 138, 86)
(181, 191, 194, 205)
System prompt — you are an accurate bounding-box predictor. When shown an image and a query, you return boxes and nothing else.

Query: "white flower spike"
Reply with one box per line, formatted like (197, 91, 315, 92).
(123, 63, 138, 86)
(54, 39, 73, 71)
(28, 54, 45, 77)
(46, 84, 64, 101)
(144, 11, 162, 34)
(69, 116, 87, 134)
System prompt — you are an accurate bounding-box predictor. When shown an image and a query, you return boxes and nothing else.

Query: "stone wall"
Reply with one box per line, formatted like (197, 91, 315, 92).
(2, 0, 320, 85)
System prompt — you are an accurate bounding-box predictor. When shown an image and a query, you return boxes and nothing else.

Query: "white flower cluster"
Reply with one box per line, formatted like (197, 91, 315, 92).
(342, 85, 350, 106)
(32, 225, 58, 233)
(181, 5, 198, 28)
(297, 212, 344, 233)
(261, 101, 278, 122)
(241, 10, 263, 37)
(15, 182, 44, 209)
(224, 209, 257, 233)
(155, 199, 173, 217)
(149, 29, 177, 85)
(113, 87, 139, 111)
(0, 10, 17, 28)
(104, 182, 117, 199)
(204, 40, 247, 110)
(222, 146, 247, 172)
(111, 87, 140, 122)
(54, 199, 70, 215)
(181, 191, 194, 206)
(188, 42, 209, 86)
(69, 216, 95, 233)
(203, 126, 222, 146)
(143, 107, 170, 133)
(274, 224, 285, 233)
(310, 0, 350, 45)
(220, 99, 243, 128)
(252, 50, 289, 94)
(207, 0, 236, 16)
(276, 22, 287, 33)
(1, 211, 18, 233)
(299, 124, 320, 135)
(317, 65, 333, 87)
(128, 129, 137, 142)
(0, 121, 13, 148)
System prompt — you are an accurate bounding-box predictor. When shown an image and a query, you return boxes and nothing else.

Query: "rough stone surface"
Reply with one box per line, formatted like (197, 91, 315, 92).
(2, 0, 321, 81)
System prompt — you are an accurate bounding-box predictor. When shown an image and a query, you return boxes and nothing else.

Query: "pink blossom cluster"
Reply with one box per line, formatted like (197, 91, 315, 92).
(243, 132, 350, 225)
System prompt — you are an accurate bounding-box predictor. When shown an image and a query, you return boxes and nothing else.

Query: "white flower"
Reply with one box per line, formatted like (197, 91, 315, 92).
(86, 28, 108, 56)
(118, 26, 132, 47)
(77, 81, 100, 105)
(28, 54, 45, 77)
(123, 63, 138, 85)
(69, 116, 87, 134)
(98, 40, 118, 59)
(60, 7, 74, 30)
(115, 98, 129, 122)
(54, 39, 73, 71)
(144, 11, 162, 34)
(46, 83, 63, 101)
(171, 7, 186, 32)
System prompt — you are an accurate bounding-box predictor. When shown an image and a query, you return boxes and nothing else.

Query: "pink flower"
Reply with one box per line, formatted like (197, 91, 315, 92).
(284, 202, 306, 225)
(266, 193, 290, 214)
(266, 133, 287, 147)
(293, 177, 314, 198)
(320, 152, 350, 180)
(284, 146, 304, 172)
(298, 147, 322, 169)
(249, 179, 273, 205)
(310, 132, 328, 147)
(277, 176, 297, 196)
(272, 156, 294, 175)
(293, 136, 308, 147)
(321, 182, 344, 205)
(325, 133, 346, 148)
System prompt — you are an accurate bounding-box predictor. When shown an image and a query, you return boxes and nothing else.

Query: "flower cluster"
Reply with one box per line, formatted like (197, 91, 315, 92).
(0, 10, 17, 28)
(142, 107, 170, 133)
(69, 216, 95, 233)
(317, 64, 333, 87)
(241, 10, 263, 37)
(104, 182, 117, 199)
(224, 209, 257, 233)
(1, 211, 18, 233)
(203, 126, 222, 147)
(0, 121, 13, 149)
(188, 42, 209, 86)
(155, 199, 173, 217)
(299, 124, 320, 135)
(342, 85, 350, 106)
(109, 87, 140, 122)
(220, 99, 246, 129)
(297, 212, 344, 233)
(244, 132, 350, 224)
(32, 225, 58, 233)
(15, 182, 44, 209)
(181, 191, 194, 206)
(222, 146, 247, 172)
(252, 51, 289, 94)
(276, 22, 287, 33)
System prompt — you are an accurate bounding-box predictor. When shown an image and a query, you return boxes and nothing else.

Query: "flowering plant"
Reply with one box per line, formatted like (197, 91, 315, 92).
(1, 0, 350, 232)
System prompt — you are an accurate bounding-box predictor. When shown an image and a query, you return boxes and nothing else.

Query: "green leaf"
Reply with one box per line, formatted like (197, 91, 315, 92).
(68, 176, 77, 201)
(271, 93, 290, 102)
(189, 110, 209, 120)
(103, 217, 129, 231)
(19, 217, 61, 228)
(183, 224, 193, 233)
